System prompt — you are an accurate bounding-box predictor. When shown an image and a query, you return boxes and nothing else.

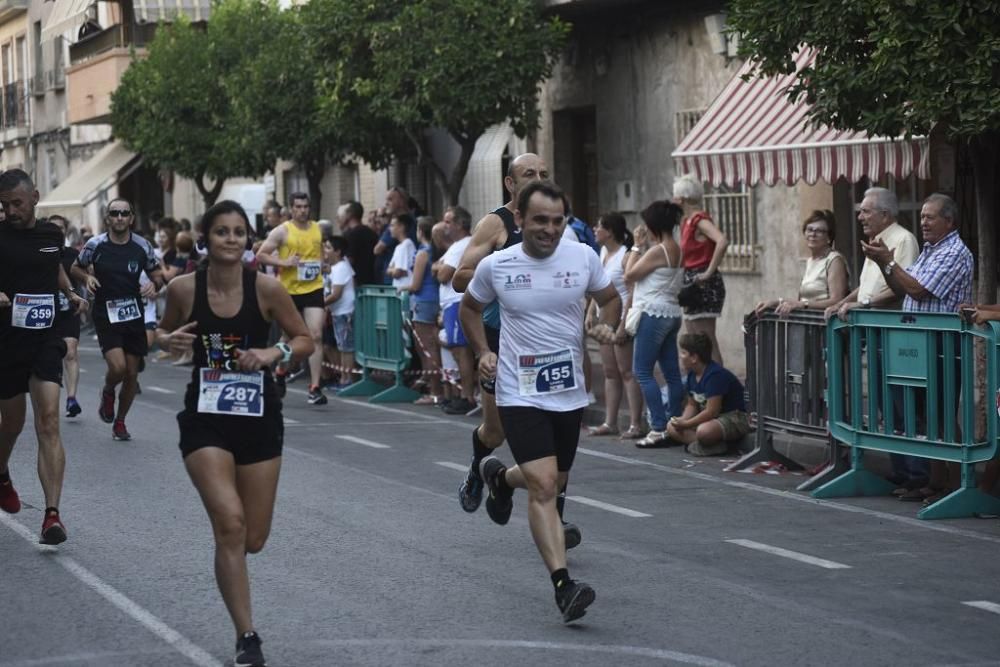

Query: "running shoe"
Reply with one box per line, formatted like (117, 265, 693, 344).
(307, 387, 328, 405)
(563, 521, 582, 550)
(274, 372, 287, 399)
(287, 367, 307, 384)
(112, 419, 132, 441)
(65, 397, 82, 418)
(234, 631, 267, 667)
(458, 459, 483, 513)
(555, 580, 595, 623)
(442, 398, 476, 415)
(98, 387, 115, 424)
(478, 455, 513, 525)
(40, 512, 67, 545)
(0, 478, 21, 514)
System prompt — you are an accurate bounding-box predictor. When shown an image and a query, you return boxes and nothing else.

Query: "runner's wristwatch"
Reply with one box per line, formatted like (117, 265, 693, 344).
(275, 342, 292, 363)
(883, 260, 897, 276)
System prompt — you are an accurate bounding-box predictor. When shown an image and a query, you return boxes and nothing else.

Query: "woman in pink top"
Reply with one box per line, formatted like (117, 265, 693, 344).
(673, 174, 728, 364)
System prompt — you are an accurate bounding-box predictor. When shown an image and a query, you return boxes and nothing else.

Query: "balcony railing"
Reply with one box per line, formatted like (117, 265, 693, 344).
(2, 80, 29, 130)
(69, 23, 155, 66)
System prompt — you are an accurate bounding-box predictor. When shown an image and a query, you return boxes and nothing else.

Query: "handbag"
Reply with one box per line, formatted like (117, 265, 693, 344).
(624, 308, 642, 337)
(678, 278, 701, 309)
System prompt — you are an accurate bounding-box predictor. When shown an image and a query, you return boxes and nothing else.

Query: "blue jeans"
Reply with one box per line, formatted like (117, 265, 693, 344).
(632, 312, 683, 431)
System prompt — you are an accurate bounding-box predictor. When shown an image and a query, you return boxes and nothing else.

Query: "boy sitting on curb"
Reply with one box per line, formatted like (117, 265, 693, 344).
(666, 332, 750, 456)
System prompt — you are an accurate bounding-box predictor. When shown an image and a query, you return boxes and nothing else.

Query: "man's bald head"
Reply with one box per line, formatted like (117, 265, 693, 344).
(505, 153, 550, 200)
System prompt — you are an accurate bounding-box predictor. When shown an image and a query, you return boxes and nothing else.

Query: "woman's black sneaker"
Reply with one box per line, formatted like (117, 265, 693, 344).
(234, 631, 266, 667)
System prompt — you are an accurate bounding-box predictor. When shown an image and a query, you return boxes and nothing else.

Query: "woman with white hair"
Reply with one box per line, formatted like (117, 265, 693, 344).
(673, 174, 728, 364)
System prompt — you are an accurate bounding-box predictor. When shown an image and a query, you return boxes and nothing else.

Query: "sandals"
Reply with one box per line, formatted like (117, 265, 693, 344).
(620, 425, 645, 440)
(635, 430, 673, 449)
(588, 423, 619, 436)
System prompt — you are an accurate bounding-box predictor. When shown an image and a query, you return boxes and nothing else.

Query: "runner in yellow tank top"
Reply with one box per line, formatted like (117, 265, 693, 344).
(255, 192, 328, 405)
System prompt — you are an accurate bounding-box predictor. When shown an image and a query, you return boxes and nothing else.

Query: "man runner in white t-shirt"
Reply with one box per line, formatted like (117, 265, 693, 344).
(460, 181, 620, 623)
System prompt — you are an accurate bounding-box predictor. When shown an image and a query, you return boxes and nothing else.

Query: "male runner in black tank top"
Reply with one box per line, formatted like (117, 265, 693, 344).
(450, 153, 582, 549)
(0, 169, 88, 545)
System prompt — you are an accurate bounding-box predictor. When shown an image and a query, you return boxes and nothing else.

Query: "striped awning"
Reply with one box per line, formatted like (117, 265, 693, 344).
(673, 51, 930, 187)
(133, 0, 211, 23)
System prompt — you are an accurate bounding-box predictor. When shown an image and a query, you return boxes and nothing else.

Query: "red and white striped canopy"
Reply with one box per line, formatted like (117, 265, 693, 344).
(672, 51, 930, 187)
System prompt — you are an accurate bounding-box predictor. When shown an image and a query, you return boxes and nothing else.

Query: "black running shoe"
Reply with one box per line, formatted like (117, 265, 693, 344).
(555, 580, 595, 623)
(65, 397, 82, 418)
(478, 455, 513, 525)
(563, 521, 582, 550)
(274, 373, 287, 399)
(307, 387, 328, 405)
(234, 631, 267, 667)
(443, 397, 476, 415)
(458, 459, 483, 513)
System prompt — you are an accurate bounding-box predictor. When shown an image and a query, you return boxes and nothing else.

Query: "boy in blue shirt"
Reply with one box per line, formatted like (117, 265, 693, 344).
(666, 332, 750, 456)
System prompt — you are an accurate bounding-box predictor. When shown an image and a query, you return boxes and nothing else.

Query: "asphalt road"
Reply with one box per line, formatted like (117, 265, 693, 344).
(4, 340, 1000, 667)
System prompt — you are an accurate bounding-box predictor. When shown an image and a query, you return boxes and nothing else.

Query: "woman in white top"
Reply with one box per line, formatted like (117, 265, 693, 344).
(623, 201, 687, 448)
(586, 213, 644, 439)
(755, 210, 848, 316)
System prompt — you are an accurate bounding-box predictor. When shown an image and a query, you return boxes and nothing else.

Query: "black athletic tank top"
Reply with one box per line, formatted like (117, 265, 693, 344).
(186, 267, 275, 403)
(492, 206, 521, 250)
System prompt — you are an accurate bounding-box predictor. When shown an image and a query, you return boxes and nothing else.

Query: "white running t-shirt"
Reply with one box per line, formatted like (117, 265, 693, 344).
(388, 237, 416, 291)
(439, 236, 471, 308)
(467, 240, 610, 411)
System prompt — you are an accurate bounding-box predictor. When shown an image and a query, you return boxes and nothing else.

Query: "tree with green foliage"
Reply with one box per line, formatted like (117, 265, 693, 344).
(235, 1, 409, 219)
(111, 0, 279, 207)
(728, 0, 1000, 301)
(310, 0, 569, 206)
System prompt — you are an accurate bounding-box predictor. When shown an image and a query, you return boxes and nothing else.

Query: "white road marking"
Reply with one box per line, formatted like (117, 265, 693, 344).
(726, 539, 851, 570)
(285, 419, 448, 427)
(436, 461, 469, 472)
(310, 638, 733, 666)
(962, 600, 1000, 615)
(334, 395, 452, 422)
(284, 417, 301, 424)
(574, 447, 1000, 547)
(335, 435, 390, 449)
(0, 513, 222, 667)
(144, 386, 175, 394)
(568, 495, 651, 518)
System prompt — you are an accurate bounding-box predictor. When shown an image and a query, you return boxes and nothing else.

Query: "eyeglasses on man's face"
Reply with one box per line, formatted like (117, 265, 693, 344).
(108, 209, 132, 218)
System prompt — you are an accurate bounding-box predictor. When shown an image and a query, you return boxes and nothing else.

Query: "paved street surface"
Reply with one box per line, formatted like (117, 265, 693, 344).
(5, 340, 1000, 667)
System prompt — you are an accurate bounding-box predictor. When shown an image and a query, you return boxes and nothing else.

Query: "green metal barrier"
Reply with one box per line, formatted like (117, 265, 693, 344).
(813, 310, 1000, 519)
(338, 285, 420, 403)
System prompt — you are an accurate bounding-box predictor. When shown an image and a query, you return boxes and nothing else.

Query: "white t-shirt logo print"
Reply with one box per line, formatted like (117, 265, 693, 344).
(503, 273, 532, 290)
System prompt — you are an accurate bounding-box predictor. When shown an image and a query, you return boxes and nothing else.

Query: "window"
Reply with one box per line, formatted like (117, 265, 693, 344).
(675, 109, 760, 274)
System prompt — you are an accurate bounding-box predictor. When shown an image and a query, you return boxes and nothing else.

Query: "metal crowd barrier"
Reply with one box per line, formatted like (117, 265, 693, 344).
(727, 308, 845, 491)
(812, 310, 1000, 519)
(338, 285, 420, 403)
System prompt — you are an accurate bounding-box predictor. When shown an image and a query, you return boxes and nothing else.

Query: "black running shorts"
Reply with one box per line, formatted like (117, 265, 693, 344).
(55, 312, 81, 340)
(497, 406, 584, 471)
(290, 288, 324, 313)
(177, 388, 284, 465)
(95, 318, 148, 357)
(0, 335, 66, 399)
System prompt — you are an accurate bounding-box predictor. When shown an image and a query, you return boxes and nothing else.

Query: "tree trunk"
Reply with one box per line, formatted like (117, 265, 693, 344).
(195, 172, 225, 208)
(969, 131, 999, 304)
(304, 156, 326, 221)
(446, 134, 479, 207)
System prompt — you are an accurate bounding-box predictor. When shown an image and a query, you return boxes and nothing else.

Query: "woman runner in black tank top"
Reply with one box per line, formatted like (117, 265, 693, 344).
(155, 201, 313, 667)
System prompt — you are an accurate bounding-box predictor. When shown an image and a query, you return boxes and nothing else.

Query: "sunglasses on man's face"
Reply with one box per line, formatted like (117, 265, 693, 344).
(108, 209, 132, 218)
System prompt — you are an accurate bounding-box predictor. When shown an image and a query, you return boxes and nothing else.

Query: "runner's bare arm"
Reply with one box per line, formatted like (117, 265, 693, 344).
(254, 225, 290, 267)
(452, 214, 505, 292)
(58, 265, 87, 313)
(459, 292, 496, 380)
(588, 285, 621, 344)
(257, 274, 314, 362)
(155, 274, 197, 356)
